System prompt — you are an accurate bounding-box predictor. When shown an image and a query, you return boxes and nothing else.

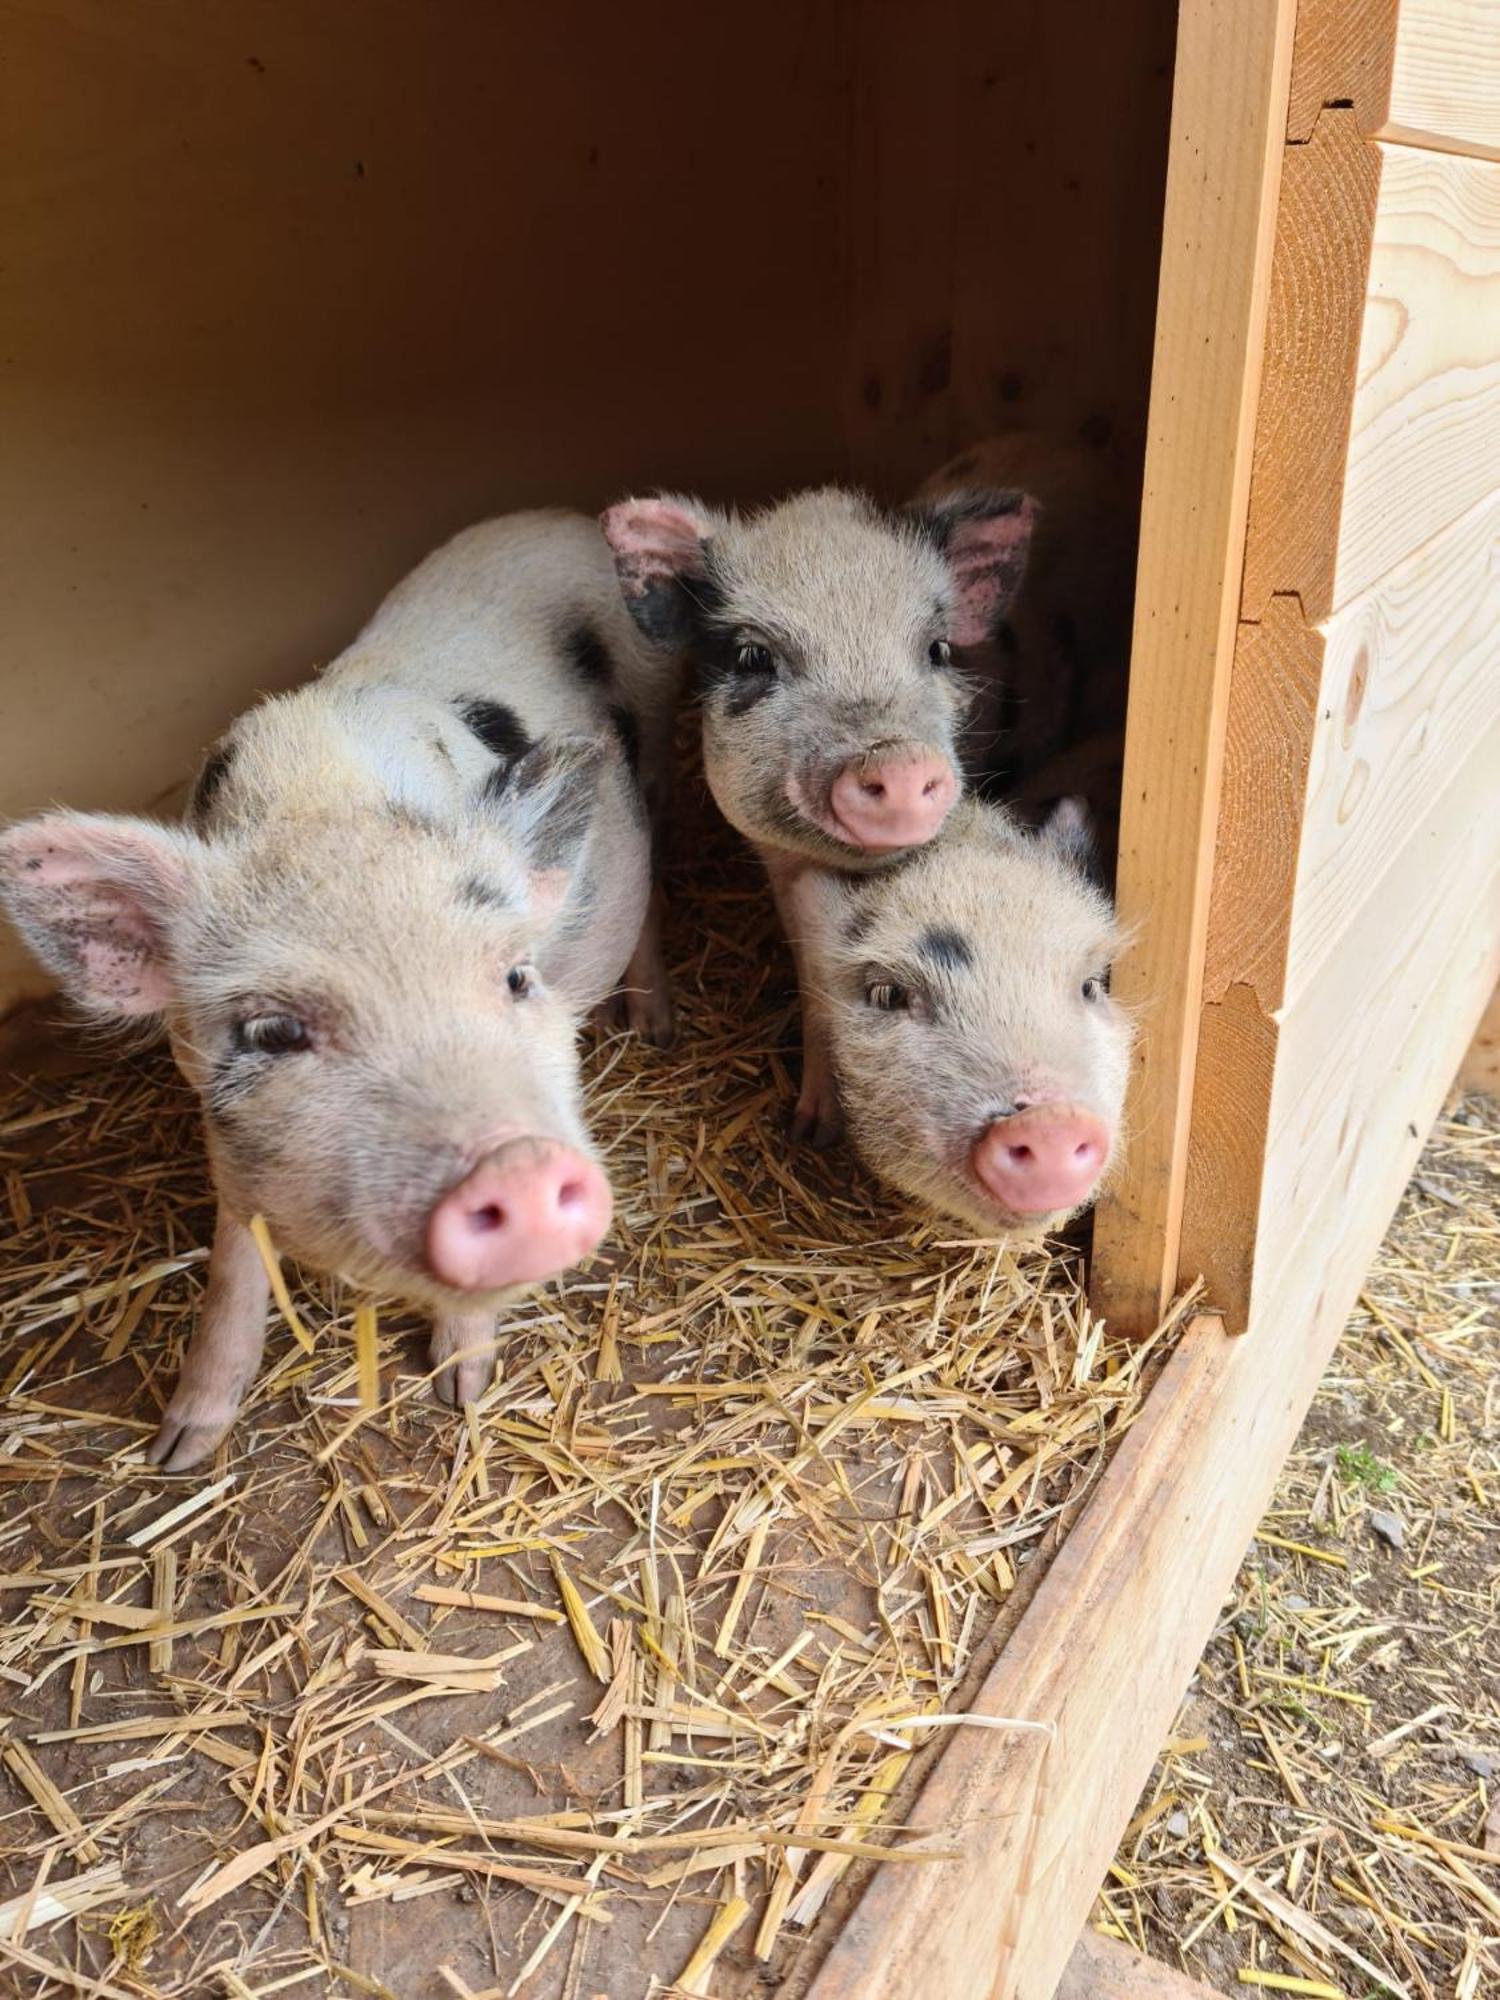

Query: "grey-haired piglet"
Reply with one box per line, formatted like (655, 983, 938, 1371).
(791, 796, 1131, 1234)
(0, 511, 680, 1466)
(600, 483, 1038, 1141)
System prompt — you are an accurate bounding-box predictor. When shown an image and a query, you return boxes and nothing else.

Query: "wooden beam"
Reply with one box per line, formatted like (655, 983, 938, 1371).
(1239, 111, 1382, 623)
(1088, 0, 1297, 1334)
(1288, 0, 1500, 161)
(1056, 1930, 1221, 2000)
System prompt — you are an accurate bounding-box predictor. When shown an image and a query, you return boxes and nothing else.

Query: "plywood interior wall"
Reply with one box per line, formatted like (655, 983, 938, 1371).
(0, 0, 1176, 1000)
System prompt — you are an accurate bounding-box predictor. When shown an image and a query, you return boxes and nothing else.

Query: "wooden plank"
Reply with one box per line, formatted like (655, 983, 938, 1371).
(1286, 0, 1397, 145)
(1251, 785, 1499, 1343)
(1088, 0, 1297, 1335)
(1246, 135, 1500, 623)
(1258, 726, 1500, 1310)
(1178, 980, 1278, 1334)
(1201, 597, 1322, 1011)
(1335, 143, 1500, 614)
(1056, 1930, 1220, 2000)
(1186, 492, 1500, 1327)
(1240, 112, 1383, 622)
(1281, 488, 1500, 1013)
(1288, 0, 1500, 162)
(1386, 0, 1500, 161)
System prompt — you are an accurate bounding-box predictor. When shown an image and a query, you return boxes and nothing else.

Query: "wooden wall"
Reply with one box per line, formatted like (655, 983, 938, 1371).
(1096, 0, 1500, 1339)
(0, 0, 1176, 1006)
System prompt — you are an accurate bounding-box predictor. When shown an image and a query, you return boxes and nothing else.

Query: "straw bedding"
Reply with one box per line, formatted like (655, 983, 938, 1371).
(0, 812, 1170, 1999)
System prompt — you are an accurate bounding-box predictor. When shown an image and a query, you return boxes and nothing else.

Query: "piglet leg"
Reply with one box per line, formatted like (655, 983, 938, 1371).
(591, 887, 675, 1048)
(767, 859, 845, 1149)
(429, 1309, 500, 1407)
(146, 1204, 269, 1471)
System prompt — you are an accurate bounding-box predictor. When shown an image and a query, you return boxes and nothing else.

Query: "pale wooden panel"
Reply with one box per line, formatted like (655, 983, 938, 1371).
(1285, 488, 1500, 1012)
(1185, 495, 1500, 1330)
(1256, 726, 1500, 1326)
(1335, 143, 1500, 612)
(1089, 0, 1297, 1335)
(1386, 0, 1500, 160)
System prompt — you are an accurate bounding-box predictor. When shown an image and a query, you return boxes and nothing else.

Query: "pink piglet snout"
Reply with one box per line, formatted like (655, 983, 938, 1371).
(426, 1139, 612, 1293)
(828, 748, 956, 851)
(971, 1104, 1112, 1219)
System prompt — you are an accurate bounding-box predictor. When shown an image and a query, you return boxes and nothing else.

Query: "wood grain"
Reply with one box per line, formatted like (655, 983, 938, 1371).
(1287, 0, 1500, 161)
(1283, 488, 1500, 1013)
(1285, 0, 1398, 144)
(1056, 1930, 1221, 2000)
(1178, 981, 1278, 1334)
(1335, 143, 1500, 614)
(1240, 112, 1383, 622)
(840, 0, 960, 496)
(1088, 0, 1297, 1335)
(1201, 597, 1323, 1009)
(1385, 0, 1500, 160)
(1254, 734, 1500, 1332)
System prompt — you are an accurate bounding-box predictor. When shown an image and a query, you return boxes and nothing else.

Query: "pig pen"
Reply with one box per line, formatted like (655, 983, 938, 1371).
(3, 3, 1499, 1999)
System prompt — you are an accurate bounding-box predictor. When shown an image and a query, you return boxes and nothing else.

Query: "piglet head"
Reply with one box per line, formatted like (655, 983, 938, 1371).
(0, 735, 615, 1310)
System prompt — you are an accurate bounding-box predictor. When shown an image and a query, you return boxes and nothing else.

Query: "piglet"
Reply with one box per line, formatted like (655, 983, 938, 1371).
(600, 484, 1038, 1141)
(790, 796, 1131, 1234)
(0, 510, 680, 1466)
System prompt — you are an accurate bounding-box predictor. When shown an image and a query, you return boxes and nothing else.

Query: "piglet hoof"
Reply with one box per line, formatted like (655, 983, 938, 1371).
(590, 992, 627, 1038)
(432, 1357, 496, 1408)
(790, 1090, 844, 1152)
(624, 981, 676, 1051)
(146, 1403, 236, 1473)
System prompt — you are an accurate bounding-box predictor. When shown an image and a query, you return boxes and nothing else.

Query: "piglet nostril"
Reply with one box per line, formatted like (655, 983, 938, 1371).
(556, 1178, 587, 1213)
(468, 1202, 505, 1235)
(1008, 1144, 1034, 1166)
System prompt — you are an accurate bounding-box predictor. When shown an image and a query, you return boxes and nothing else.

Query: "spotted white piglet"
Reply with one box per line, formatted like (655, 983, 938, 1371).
(0, 511, 681, 1465)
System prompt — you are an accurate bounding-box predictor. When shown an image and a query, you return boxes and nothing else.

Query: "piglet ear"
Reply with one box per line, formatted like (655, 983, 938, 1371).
(0, 812, 196, 1017)
(909, 488, 1039, 647)
(505, 738, 606, 921)
(1039, 795, 1097, 876)
(600, 495, 719, 649)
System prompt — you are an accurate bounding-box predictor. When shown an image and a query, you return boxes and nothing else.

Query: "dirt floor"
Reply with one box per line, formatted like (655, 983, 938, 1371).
(1103, 1092, 1500, 2000)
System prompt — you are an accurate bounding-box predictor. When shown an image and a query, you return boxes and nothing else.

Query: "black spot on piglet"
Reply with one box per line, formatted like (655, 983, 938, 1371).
(565, 624, 613, 686)
(918, 926, 974, 972)
(456, 698, 533, 763)
(608, 703, 641, 781)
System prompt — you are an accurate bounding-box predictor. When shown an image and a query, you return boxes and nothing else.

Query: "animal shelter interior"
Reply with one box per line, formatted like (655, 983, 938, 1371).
(1, 0, 1177, 992)
(8, 1, 1498, 1997)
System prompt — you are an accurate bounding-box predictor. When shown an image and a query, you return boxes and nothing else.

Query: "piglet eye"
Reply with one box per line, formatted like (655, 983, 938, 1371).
(236, 1013, 311, 1056)
(928, 638, 953, 668)
(865, 981, 910, 1012)
(1081, 977, 1106, 1003)
(506, 965, 533, 999)
(735, 640, 775, 676)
